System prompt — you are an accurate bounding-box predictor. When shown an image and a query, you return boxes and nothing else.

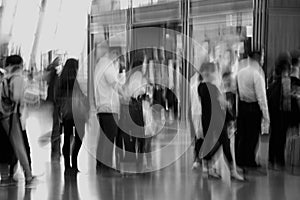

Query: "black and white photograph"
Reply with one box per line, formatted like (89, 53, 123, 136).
(0, 0, 300, 199)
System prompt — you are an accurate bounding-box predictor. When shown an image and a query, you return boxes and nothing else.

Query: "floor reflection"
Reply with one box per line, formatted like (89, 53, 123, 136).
(1, 107, 300, 200)
(62, 174, 80, 200)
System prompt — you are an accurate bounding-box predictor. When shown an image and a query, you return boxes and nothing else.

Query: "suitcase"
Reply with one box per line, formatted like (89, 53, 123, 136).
(285, 135, 300, 175)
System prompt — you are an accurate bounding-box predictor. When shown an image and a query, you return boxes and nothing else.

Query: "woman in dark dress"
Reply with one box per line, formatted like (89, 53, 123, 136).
(198, 62, 227, 178)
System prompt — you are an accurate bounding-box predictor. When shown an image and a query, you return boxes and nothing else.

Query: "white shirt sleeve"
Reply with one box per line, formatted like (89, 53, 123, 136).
(253, 71, 270, 133)
(104, 63, 119, 87)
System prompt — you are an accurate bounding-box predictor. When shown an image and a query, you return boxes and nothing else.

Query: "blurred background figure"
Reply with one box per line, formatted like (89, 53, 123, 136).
(222, 71, 244, 181)
(268, 52, 292, 170)
(0, 55, 35, 187)
(289, 49, 300, 137)
(198, 62, 227, 179)
(94, 43, 124, 176)
(45, 57, 63, 162)
(190, 47, 207, 170)
(118, 70, 147, 173)
(236, 52, 269, 169)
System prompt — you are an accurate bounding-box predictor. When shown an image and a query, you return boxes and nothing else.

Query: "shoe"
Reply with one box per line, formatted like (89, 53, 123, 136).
(231, 170, 245, 181)
(202, 162, 208, 173)
(208, 169, 221, 179)
(72, 167, 80, 173)
(192, 161, 200, 170)
(0, 178, 17, 187)
(64, 168, 78, 176)
(273, 164, 285, 171)
(25, 176, 38, 188)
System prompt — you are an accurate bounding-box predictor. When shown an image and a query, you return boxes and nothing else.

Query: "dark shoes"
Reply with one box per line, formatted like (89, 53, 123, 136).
(97, 168, 121, 177)
(64, 167, 80, 176)
(268, 163, 285, 171)
(0, 177, 18, 187)
(25, 176, 38, 188)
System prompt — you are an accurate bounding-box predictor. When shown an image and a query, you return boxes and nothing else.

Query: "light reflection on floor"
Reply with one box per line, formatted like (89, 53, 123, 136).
(1, 105, 300, 200)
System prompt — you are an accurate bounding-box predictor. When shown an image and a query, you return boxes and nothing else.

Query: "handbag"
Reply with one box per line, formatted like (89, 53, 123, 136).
(23, 80, 41, 108)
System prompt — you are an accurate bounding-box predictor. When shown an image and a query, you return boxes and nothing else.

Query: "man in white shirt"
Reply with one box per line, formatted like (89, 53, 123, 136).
(94, 44, 124, 175)
(236, 52, 270, 168)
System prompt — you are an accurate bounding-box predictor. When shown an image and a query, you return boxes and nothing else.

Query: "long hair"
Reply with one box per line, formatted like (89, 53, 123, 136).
(275, 52, 291, 77)
(59, 58, 78, 97)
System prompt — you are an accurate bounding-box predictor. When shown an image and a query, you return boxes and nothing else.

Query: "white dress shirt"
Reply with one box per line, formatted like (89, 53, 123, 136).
(94, 55, 120, 114)
(237, 63, 270, 133)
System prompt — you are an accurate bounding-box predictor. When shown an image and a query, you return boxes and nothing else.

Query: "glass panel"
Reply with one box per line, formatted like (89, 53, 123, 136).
(88, 1, 190, 172)
(189, 1, 253, 75)
(132, 0, 179, 8)
(132, 0, 181, 25)
(129, 26, 184, 121)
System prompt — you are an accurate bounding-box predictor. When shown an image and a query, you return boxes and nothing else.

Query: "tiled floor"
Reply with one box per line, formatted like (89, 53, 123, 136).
(1, 104, 300, 200)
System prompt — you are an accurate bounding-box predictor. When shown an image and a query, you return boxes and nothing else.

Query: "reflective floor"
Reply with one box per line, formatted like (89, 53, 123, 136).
(1, 152, 300, 200)
(1, 105, 300, 200)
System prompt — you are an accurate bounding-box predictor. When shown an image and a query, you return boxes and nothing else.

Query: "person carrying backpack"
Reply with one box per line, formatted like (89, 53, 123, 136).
(0, 55, 36, 187)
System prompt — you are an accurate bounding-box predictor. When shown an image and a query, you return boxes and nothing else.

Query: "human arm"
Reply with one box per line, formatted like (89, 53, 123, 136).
(11, 75, 26, 103)
(191, 84, 203, 139)
(104, 63, 125, 97)
(254, 72, 270, 134)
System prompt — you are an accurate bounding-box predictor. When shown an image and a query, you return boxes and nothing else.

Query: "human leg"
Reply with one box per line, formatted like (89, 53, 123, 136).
(72, 122, 84, 170)
(97, 113, 119, 171)
(51, 105, 62, 160)
(62, 119, 73, 169)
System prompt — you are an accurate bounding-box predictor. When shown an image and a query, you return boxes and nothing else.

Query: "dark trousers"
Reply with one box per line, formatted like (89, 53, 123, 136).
(62, 118, 82, 169)
(236, 101, 262, 167)
(269, 111, 289, 166)
(1, 111, 32, 178)
(3, 112, 31, 177)
(51, 104, 62, 159)
(96, 113, 119, 171)
(188, 103, 204, 162)
(10, 130, 31, 176)
(203, 129, 233, 165)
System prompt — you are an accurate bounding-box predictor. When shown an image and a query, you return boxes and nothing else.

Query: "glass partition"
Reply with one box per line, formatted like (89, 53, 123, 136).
(189, 0, 253, 76)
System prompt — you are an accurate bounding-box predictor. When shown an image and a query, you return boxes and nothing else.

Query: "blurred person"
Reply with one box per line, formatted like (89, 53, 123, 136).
(94, 43, 124, 176)
(198, 62, 231, 179)
(0, 55, 35, 187)
(190, 54, 205, 170)
(222, 72, 244, 180)
(268, 52, 293, 169)
(191, 71, 203, 170)
(0, 69, 14, 186)
(289, 49, 300, 132)
(57, 58, 86, 174)
(45, 57, 63, 161)
(220, 49, 234, 75)
(236, 53, 269, 169)
(118, 70, 148, 172)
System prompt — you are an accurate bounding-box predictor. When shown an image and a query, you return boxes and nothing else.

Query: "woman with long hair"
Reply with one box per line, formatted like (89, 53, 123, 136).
(58, 58, 85, 174)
